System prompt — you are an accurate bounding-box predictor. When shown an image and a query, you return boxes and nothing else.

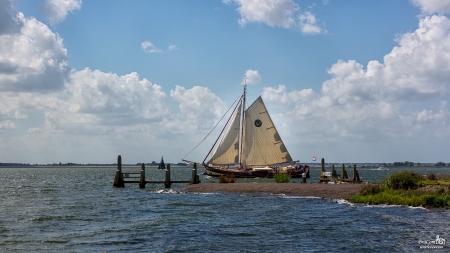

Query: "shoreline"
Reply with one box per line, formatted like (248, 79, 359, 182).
(181, 183, 364, 198)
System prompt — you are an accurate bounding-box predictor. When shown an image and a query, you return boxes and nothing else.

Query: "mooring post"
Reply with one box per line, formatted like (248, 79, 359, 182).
(191, 163, 199, 184)
(352, 164, 361, 182)
(164, 164, 172, 188)
(305, 166, 310, 178)
(139, 163, 146, 188)
(341, 164, 348, 180)
(320, 158, 326, 180)
(321, 158, 325, 174)
(331, 164, 337, 178)
(302, 172, 306, 183)
(113, 155, 124, 188)
(353, 164, 361, 182)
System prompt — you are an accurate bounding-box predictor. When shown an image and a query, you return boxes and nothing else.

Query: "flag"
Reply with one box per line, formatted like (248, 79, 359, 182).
(312, 156, 316, 161)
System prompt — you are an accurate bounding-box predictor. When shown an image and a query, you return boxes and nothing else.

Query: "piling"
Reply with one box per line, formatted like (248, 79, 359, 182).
(113, 155, 124, 188)
(321, 158, 325, 175)
(319, 158, 327, 183)
(302, 173, 307, 183)
(341, 164, 348, 180)
(139, 163, 146, 188)
(165, 164, 172, 188)
(352, 164, 361, 183)
(331, 164, 338, 178)
(191, 163, 200, 184)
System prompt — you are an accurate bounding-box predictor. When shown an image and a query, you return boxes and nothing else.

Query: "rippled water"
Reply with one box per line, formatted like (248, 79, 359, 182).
(0, 166, 449, 252)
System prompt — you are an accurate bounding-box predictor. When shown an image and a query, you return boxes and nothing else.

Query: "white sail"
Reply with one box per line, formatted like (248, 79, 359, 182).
(208, 102, 241, 165)
(241, 96, 293, 166)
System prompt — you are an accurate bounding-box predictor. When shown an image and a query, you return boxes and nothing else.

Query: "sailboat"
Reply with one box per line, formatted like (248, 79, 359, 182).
(194, 84, 308, 178)
(158, 156, 166, 170)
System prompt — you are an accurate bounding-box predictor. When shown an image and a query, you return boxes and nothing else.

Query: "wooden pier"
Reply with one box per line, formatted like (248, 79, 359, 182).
(113, 155, 200, 188)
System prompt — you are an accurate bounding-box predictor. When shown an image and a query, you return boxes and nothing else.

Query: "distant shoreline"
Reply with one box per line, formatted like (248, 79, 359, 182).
(0, 165, 191, 169)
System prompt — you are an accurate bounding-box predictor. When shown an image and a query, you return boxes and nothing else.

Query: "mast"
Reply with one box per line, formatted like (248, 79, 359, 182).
(239, 79, 247, 167)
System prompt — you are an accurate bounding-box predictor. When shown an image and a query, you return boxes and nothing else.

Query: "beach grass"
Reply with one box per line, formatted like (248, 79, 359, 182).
(273, 172, 291, 183)
(219, 174, 236, 183)
(348, 171, 450, 207)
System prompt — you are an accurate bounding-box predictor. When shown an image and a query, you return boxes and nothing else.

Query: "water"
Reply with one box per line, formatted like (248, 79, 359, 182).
(1, 166, 449, 252)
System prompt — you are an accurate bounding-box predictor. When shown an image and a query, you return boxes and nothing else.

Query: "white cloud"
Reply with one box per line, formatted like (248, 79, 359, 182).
(261, 14, 450, 151)
(142, 41, 177, 53)
(0, 10, 69, 92)
(298, 11, 323, 34)
(44, 0, 82, 24)
(170, 85, 226, 128)
(225, 0, 324, 34)
(168, 45, 178, 51)
(411, 0, 450, 15)
(0, 120, 15, 130)
(243, 69, 262, 84)
(233, 0, 298, 28)
(141, 41, 163, 53)
(66, 69, 168, 124)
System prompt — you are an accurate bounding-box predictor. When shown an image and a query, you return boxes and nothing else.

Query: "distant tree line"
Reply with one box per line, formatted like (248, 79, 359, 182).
(380, 161, 449, 167)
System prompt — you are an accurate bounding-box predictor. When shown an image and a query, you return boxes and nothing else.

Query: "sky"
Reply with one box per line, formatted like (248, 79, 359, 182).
(1, 0, 450, 164)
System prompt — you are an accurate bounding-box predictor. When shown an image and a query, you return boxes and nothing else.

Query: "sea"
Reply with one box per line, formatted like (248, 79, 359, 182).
(1, 166, 449, 252)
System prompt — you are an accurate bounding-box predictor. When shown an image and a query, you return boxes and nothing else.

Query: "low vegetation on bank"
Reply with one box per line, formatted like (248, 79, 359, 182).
(348, 171, 450, 208)
(273, 172, 291, 183)
(218, 174, 236, 183)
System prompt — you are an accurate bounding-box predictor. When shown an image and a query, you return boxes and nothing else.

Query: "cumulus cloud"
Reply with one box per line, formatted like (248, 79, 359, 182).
(0, 6, 69, 92)
(262, 14, 450, 149)
(242, 69, 262, 84)
(44, 0, 82, 24)
(225, 0, 324, 34)
(411, 0, 450, 15)
(66, 69, 168, 124)
(170, 85, 226, 128)
(298, 11, 323, 34)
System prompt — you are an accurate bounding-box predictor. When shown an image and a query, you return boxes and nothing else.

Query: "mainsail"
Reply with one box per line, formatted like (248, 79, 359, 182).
(208, 96, 293, 166)
(242, 96, 293, 166)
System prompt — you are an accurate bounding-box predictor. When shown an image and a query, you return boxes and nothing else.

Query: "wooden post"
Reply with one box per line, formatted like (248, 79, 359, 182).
(164, 164, 172, 188)
(113, 155, 124, 188)
(305, 166, 310, 178)
(352, 164, 361, 182)
(321, 158, 325, 174)
(139, 163, 146, 188)
(320, 158, 326, 181)
(301, 172, 306, 183)
(353, 164, 361, 182)
(191, 163, 199, 184)
(341, 164, 348, 180)
(331, 164, 337, 178)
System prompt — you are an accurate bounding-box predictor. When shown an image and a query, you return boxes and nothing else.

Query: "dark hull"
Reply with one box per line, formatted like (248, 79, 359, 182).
(203, 164, 309, 178)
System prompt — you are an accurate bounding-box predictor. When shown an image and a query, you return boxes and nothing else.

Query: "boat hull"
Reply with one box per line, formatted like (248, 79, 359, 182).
(203, 164, 308, 178)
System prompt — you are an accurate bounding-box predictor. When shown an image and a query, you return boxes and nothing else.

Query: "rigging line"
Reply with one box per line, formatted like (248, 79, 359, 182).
(182, 95, 242, 161)
(203, 95, 243, 164)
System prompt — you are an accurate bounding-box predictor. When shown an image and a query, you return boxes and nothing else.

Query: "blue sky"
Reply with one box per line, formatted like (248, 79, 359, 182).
(1, 0, 450, 164)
